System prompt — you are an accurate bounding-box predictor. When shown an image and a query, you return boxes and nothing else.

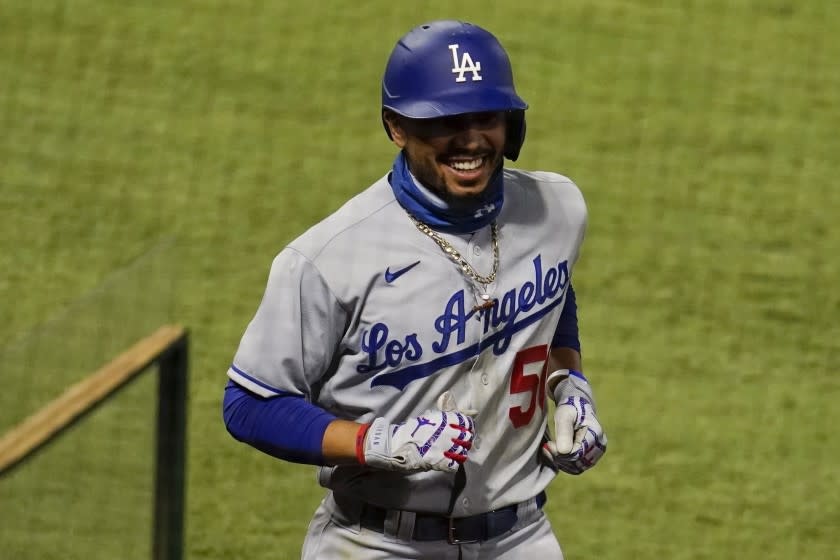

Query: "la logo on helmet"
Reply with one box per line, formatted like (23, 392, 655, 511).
(448, 44, 482, 82)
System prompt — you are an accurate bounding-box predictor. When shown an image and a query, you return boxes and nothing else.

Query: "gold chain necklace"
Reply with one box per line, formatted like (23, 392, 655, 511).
(408, 215, 499, 311)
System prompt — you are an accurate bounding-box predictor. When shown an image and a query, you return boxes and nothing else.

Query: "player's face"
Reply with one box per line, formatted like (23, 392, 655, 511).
(386, 111, 507, 202)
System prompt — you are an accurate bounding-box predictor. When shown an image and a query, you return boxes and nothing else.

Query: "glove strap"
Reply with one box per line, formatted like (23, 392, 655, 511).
(355, 423, 371, 465)
(547, 368, 590, 403)
(568, 369, 588, 384)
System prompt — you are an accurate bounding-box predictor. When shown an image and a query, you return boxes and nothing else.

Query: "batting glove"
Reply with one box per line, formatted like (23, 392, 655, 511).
(542, 370, 607, 475)
(358, 391, 475, 473)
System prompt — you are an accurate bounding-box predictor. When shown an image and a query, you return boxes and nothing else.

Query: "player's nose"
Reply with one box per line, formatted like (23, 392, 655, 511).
(448, 123, 485, 151)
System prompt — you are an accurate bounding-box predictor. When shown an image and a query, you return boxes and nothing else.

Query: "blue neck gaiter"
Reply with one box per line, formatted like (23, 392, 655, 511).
(388, 151, 504, 234)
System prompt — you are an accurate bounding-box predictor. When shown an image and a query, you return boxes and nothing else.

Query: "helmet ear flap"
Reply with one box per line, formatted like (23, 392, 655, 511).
(504, 110, 526, 161)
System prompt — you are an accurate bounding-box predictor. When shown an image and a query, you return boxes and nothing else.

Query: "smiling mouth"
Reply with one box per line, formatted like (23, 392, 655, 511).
(444, 154, 489, 175)
(448, 156, 484, 171)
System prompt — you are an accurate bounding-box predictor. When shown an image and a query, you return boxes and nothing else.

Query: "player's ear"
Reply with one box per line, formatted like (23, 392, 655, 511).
(382, 110, 407, 149)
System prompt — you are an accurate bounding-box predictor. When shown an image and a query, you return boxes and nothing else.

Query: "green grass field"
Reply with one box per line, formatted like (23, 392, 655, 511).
(1, 1, 839, 558)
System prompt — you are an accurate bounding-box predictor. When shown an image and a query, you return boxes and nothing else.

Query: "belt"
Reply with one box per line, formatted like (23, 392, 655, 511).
(359, 491, 546, 545)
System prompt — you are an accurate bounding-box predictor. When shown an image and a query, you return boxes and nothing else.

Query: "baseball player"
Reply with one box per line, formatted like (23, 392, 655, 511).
(223, 20, 607, 559)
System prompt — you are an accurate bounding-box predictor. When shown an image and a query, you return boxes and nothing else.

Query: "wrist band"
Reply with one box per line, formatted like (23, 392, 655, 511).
(546, 368, 570, 402)
(546, 368, 571, 386)
(355, 423, 371, 465)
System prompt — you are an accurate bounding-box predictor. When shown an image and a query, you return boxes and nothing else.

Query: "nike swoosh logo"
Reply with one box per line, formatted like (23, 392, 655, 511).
(385, 261, 421, 283)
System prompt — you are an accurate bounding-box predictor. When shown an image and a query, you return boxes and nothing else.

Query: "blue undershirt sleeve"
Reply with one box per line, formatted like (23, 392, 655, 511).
(551, 282, 581, 353)
(222, 379, 337, 466)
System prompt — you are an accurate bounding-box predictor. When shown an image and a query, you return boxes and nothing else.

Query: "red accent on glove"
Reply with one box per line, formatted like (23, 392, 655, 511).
(355, 423, 371, 466)
(451, 438, 473, 450)
(444, 451, 468, 463)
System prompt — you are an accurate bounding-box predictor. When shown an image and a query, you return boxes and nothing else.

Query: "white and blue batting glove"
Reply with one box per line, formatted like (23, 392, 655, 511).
(542, 370, 607, 475)
(360, 391, 475, 473)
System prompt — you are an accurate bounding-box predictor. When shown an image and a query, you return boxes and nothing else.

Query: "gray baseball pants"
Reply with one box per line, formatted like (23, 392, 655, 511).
(301, 491, 564, 559)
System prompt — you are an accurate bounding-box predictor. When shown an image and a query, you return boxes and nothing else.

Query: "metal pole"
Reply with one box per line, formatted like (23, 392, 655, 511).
(152, 332, 189, 560)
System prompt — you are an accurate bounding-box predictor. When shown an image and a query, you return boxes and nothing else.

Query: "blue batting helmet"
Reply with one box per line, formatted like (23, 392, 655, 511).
(382, 20, 528, 161)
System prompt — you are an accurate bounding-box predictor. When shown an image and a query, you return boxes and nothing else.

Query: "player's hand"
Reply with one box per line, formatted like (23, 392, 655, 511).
(361, 391, 475, 473)
(541, 370, 607, 475)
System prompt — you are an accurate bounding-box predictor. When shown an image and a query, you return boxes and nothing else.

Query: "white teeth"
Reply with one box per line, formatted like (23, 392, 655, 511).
(450, 158, 483, 171)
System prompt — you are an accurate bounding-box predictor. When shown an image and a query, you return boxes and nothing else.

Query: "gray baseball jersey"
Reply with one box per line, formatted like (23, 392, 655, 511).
(228, 168, 586, 516)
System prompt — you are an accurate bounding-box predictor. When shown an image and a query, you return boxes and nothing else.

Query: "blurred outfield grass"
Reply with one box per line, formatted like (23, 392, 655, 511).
(1, 1, 839, 559)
